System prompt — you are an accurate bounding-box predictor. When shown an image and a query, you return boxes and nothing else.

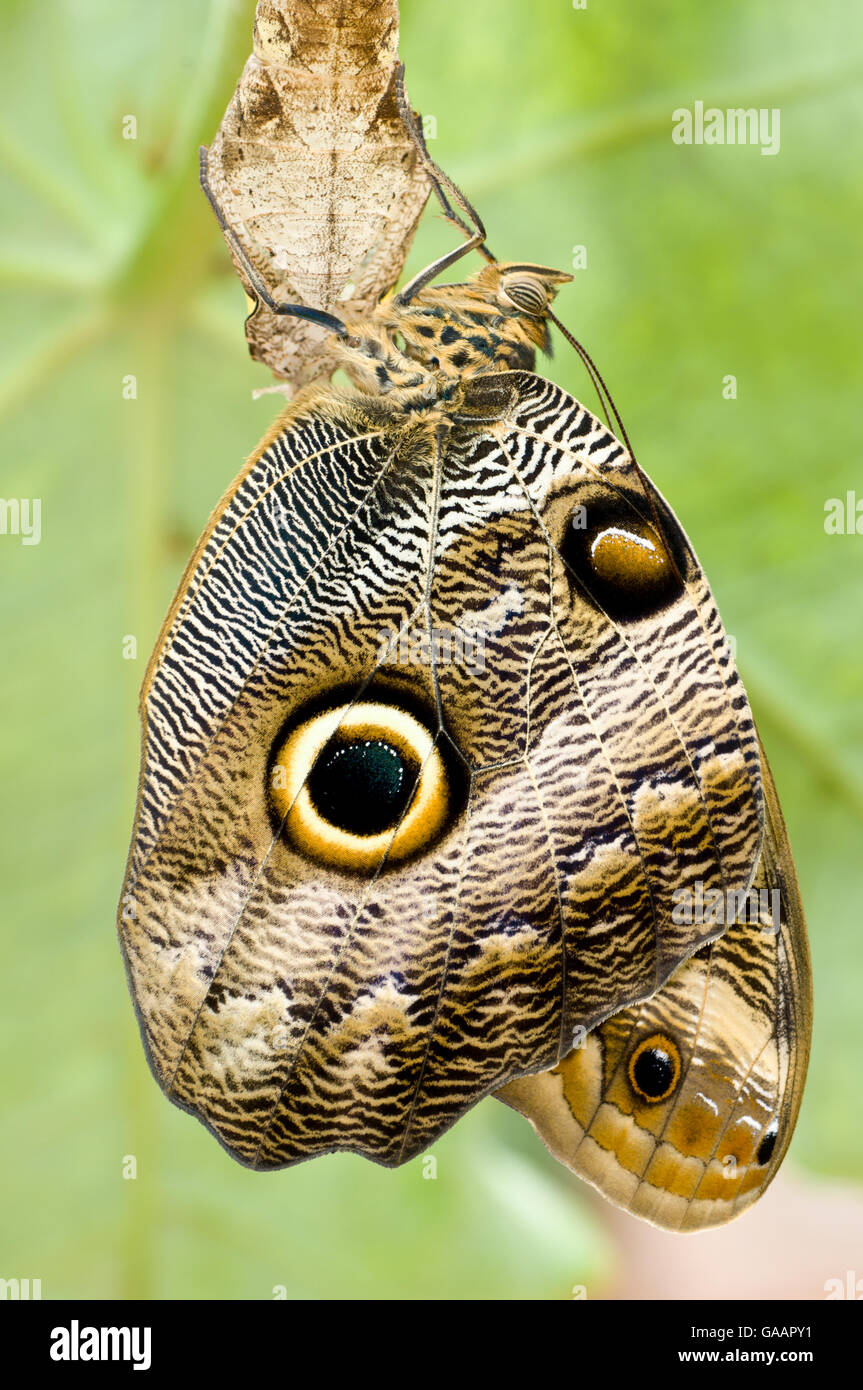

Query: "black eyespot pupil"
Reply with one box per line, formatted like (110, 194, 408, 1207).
(632, 1047, 675, 1099)
(308, 738, 415, 836)
(757, 1126, 778, 1166)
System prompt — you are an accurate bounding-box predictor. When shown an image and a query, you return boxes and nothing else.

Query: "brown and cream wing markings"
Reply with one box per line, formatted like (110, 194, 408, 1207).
(119, 361, 763, 1169)
(496, 737, 811, 1231)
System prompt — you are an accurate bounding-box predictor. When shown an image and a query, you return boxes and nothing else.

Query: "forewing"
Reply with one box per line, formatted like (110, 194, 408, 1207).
(120, 370, 765, 1169)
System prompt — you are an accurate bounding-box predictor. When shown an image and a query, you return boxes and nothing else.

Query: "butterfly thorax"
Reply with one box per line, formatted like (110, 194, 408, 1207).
(335, 262, 572, 408)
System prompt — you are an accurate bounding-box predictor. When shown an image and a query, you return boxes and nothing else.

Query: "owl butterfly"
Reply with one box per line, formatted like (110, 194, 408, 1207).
(200, 0, 432, 390)
(119, 44, 810, 1220)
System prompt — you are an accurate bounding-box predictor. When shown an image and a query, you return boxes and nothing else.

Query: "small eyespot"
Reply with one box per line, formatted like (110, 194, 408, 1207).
(628, 1034, 682, 1103)
(269, 701, 450, 873)
(560, 491, 686, 621)
(756, 1124, 778, 1166)
(499, 274, 549, 316)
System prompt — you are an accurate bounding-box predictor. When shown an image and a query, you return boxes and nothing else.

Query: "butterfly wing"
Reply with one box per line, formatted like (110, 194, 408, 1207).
(119, 369, 763, 1168)
(496, 735, 812, 1231)
(203, 0, 430, 386)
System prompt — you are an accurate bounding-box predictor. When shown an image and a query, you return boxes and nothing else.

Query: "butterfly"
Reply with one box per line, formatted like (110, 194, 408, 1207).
(118, 17, 810, 1223)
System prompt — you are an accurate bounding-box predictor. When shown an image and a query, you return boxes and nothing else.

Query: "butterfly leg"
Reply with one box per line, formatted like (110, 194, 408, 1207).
(396, 68, 497, 260)
(393, 64, 498, 304)
(198, 146, 349, 336)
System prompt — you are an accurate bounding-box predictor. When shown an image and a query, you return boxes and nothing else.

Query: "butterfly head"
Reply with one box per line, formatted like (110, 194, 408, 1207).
(393, 261, 572, 372)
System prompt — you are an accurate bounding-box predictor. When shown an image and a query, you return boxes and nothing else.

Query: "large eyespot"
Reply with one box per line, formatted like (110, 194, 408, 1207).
(499, 273, 550, 316)
(628, 1034, 682, 1103)
(560, 489, 687, 621)
(269, 701, 450, 872)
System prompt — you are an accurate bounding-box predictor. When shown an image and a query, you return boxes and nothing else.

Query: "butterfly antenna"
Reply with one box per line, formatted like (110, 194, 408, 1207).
(548, 309, 684, 583)
(548, 311, 632, 450)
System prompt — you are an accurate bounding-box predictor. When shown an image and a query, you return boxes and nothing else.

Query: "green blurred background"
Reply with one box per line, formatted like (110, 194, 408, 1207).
(1, 0, 861, 1299)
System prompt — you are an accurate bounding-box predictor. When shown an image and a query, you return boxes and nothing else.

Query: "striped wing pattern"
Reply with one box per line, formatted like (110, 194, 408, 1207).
(120, 372, 763, 1167)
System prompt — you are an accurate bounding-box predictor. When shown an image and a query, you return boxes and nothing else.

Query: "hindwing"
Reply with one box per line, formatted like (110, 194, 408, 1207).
(497, 739, 811, 1231)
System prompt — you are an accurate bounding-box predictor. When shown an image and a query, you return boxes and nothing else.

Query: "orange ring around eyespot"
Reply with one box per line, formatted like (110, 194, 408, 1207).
(270, 701, 449, 872)
(627, 1033, 682, 1104)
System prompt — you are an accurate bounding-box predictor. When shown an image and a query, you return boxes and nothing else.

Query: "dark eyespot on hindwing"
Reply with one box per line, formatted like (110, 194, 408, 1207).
(628, 1033, 682, 1103)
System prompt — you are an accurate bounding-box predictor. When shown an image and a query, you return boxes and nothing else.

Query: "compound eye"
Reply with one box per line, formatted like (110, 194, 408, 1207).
(269, 701, 450, 872)
(499, 274, 549, 316)
(628, 1034, 682, 1103)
